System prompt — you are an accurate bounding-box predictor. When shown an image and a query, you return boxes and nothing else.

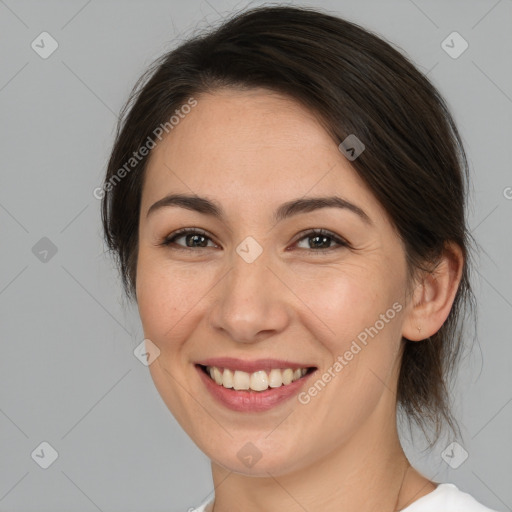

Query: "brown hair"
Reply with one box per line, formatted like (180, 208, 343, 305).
(101, 5, 475, 445)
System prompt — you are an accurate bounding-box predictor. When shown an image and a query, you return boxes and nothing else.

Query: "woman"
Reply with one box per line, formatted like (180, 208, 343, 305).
(100, 5, 500, 511)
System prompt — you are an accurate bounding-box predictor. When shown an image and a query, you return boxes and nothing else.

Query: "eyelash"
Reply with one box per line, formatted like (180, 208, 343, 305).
(159, 228, 350, 254)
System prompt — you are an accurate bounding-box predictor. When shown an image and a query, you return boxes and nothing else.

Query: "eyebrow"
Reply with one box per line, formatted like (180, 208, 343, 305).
(146, 193, 372, 225)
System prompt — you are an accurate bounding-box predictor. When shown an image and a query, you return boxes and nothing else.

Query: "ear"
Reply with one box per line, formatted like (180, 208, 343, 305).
(402, 242, 464, 341)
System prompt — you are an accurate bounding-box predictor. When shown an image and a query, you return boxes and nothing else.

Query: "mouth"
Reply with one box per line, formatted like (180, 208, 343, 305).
(196, 364, 317, 392)
(195, 361, 317, 412)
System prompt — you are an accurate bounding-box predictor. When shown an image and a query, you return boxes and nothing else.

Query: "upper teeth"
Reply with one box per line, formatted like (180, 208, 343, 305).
(206, 366, 308, 392)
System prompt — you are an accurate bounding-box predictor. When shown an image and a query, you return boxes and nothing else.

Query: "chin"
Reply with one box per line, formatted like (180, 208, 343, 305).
(206, 440, 309, 478)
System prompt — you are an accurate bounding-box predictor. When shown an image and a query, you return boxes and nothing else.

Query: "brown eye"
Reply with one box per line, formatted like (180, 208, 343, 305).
(293, 229, 349, 252)
(161, 228, 217, 249)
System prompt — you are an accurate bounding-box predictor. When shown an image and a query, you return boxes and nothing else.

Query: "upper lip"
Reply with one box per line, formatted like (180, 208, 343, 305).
(196, 357, 316, 374)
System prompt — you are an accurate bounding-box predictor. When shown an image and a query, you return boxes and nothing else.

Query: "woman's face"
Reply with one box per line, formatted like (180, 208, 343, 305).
(136, 88, 412, 476)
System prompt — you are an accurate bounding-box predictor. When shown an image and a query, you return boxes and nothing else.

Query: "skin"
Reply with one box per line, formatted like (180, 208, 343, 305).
(135, 88, 463, 512)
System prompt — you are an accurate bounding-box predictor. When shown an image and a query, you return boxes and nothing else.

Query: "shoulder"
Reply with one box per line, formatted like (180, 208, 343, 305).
(187, 498, 214, 512)
(403, 482, 501, 511)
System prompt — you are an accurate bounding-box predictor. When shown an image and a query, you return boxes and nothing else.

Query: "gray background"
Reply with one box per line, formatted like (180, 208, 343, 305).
(1, 0, 511, 511)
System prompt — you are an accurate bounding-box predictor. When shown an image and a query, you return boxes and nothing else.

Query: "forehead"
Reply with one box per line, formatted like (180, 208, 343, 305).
(151, 89, 333, 169)
(141, 88, 378, 216)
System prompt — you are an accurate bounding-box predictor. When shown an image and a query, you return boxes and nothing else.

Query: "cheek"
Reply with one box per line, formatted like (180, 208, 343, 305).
(135, 251, 214, 346)
(294, 261, 406, 396)
(293, 262, 400, 339)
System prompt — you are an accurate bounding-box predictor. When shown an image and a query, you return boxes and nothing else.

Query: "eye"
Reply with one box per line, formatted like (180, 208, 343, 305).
(160, 228, 218, 250)
(293, 228, 349, 253)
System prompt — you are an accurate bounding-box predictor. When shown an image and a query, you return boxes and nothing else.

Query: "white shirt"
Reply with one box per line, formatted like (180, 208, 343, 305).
(188, 483, 501, 511)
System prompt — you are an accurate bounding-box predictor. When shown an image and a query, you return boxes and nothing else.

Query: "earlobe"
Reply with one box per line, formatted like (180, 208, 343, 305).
(402, 242, 464, 342)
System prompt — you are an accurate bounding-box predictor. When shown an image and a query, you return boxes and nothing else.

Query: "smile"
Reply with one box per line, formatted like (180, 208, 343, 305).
(201, 365, 312, 392)
(195, 362, 317, 412)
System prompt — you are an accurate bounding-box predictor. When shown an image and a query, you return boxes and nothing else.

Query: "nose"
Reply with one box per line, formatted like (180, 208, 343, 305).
(208, 247, 291, 344)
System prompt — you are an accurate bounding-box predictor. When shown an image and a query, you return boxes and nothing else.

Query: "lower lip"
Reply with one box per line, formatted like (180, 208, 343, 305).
(196, 365, 316, 412)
